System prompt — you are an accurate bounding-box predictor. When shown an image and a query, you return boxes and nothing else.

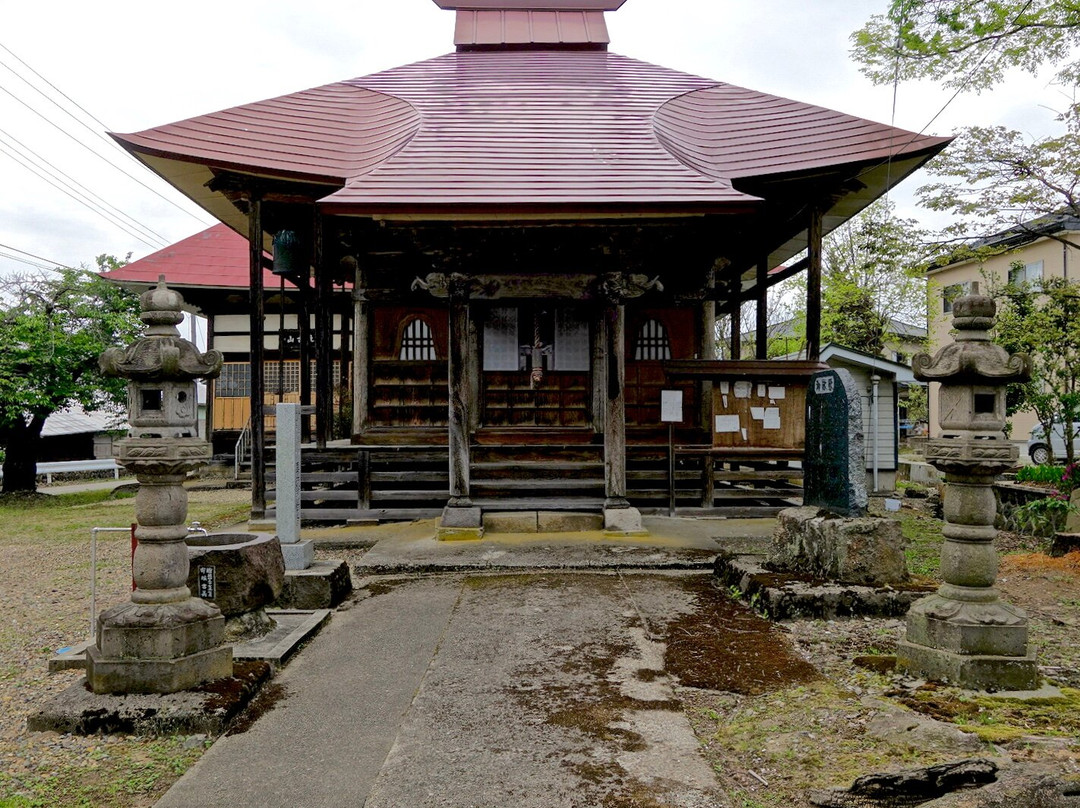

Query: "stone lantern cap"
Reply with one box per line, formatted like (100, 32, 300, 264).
(912, 290, 1031, 386)
(100, 277, 223, 383)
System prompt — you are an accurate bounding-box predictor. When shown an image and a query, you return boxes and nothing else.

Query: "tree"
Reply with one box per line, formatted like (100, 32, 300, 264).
(852, 2, 1080, 241)
(990, 266, 1080, 465)
(0, 261, 141, 493)
(782, 200, 929, 355)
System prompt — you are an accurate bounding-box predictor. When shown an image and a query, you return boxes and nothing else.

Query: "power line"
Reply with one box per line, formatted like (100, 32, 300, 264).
(0, 242, 72, 270)
(0, 126, 170, 247)
(0, 140, 163, 249)
(0, 47, 213, 226)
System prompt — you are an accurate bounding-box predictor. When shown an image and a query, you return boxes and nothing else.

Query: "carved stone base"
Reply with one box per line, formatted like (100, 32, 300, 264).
(87, 598, 232, 694)
(899, 592, 1039, 690)
(603, 505, 646, 536)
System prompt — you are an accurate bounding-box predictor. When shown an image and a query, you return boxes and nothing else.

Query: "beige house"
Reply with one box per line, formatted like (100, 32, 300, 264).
(925, 214, 1080, 455)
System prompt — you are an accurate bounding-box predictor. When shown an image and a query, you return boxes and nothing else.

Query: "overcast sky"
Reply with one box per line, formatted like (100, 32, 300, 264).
(0, 0, 1068, 277)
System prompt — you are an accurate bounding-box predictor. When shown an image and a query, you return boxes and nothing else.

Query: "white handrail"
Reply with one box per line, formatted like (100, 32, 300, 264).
(234, 417, 252, 480)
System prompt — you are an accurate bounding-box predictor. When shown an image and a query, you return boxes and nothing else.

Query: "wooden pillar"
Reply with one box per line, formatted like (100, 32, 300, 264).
(247, 192, 266, 519)
(697, 266, 716, 435)
(352, 266, 370, 437)
(313, 213, 332, 449)
(447, 277, 473, 508)
(204, 316, 215, 445)
(807, 204, 824, 361)
(755, 255, 769, 360)
(591, 309, 606, 433)
(603, 298, 629, 507)
(298, 277, 312, 443)
(338, 285, 351, 439)
(729, 286, 742, 360)
(467, 304, 480, 432)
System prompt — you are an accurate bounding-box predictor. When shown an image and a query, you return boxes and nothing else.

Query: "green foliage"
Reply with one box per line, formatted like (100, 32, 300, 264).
(1012, 493, 1072, 537)
(851, 1, 1080, 93)
(0, 263, 141, 491)
(852, 2, 1080, 240)
(788, 200, 930, 354)
(990, 273, 1080, 465)
(1016, 464, 1067, 484)
(904, 383, 929, 424)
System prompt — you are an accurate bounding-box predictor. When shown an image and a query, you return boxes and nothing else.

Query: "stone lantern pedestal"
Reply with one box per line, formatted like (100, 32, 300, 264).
(897, 289, 1039, 691)
(85, 278, 232, 694)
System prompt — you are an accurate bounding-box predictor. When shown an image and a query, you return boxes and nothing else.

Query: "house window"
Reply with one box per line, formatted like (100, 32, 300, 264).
(1008, 260, 1044, 286)
(399, 318, 436, 361)
(634, 318, 671, 360)
(942, 282, 971, 314)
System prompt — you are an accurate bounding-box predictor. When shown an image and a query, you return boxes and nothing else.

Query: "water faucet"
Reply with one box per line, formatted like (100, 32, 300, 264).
(187, 521, 209, 537)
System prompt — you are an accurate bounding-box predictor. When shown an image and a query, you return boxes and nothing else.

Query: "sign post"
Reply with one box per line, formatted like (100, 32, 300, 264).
(660, 390, 683, 517)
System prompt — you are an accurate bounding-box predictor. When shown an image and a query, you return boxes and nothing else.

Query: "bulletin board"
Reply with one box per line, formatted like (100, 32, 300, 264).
(711, 380, 807, 450)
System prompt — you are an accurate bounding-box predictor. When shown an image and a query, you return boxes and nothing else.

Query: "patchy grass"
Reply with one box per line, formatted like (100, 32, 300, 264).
(685, 680, 964, 804)
(895, 508, 944, 579)
(0, 487, 250, 548)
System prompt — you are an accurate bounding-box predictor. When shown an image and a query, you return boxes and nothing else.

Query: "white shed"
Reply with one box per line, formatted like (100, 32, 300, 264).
(816, 344, 916, 492)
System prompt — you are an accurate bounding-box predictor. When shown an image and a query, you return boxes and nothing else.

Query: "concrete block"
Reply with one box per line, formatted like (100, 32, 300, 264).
(537, 512, 603, 532)
(604, 506, 646, 535)
(436, 526, 484, 542)
(483, 512, 537, 533)
(897, 640, 1040, 692)
(441, 505, 482, 528)
(280, 540, 315, 571)
(276, 560, 352, 610)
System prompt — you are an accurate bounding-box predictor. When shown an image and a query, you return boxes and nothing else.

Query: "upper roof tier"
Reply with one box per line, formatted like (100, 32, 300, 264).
(112, 49, 949, 223)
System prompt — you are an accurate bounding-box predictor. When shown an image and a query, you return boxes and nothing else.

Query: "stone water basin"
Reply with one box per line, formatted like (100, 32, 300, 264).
(185, 533, 285, 621)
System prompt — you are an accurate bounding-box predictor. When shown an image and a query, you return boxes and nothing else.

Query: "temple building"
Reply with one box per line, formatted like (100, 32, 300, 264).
(105, 0, 949, 533)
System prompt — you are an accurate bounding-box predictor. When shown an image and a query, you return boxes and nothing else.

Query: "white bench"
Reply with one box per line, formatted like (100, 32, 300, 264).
(0, 458, 122, 484)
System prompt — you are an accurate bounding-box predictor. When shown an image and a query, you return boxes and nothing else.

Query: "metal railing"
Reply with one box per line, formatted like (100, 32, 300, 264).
(235, 417, 252, 480)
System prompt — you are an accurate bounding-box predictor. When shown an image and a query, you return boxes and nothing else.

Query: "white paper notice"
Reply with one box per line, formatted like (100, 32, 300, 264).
(741, 428, 748, 440)
(768, 386, 786, 400)
(715, 415, 741, 433)
(722, 395, 728, 408)
(756, 384, 766, 397)
(733, 381, 752, 399)
(750, 407, 765, 420)
(660, 390, 683, 423)
(763, 407, 781, 430)
(719, 381, 730, 394)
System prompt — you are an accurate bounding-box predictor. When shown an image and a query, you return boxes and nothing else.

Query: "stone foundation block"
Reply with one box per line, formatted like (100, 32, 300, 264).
(897, 640, 1040, 692)
(484, 512, 538, 533)
(275, 560, 352, 610)
(86, 644, 234, 695)
(538, 512, 603, 532)
(768, 505, 908, 586)
(604, 506, 645, 535)
(280, 540, 314, 571)
(441, 505, 482, 528)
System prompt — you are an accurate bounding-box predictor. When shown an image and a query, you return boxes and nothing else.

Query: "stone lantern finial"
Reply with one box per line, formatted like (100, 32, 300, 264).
(86, 280, 232, 694)
(898, 285, 1039, 690)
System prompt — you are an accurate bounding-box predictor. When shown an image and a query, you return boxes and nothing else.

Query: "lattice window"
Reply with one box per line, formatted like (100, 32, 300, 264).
(217, 363, 251, 397)
(399, 318, 437, 360)
(633, 319, 671, 360)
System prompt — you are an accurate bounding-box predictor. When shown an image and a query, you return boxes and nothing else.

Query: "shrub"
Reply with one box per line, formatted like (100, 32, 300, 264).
(1016, 465, 1066, 485)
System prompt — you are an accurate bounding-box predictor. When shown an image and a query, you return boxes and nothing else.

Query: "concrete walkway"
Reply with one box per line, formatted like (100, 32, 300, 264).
(156, 518, 779, 808)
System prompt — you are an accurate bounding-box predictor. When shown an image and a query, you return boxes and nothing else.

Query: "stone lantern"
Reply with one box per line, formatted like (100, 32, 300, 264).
(898, 285, 1039, 690)
(86, 277, 233, 694)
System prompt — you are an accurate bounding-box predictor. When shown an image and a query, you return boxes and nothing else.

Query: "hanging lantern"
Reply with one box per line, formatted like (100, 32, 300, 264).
(272, 229, 303, 276)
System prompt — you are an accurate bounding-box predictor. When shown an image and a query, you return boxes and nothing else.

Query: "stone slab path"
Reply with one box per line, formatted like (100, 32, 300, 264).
(155, 571, 730, 808)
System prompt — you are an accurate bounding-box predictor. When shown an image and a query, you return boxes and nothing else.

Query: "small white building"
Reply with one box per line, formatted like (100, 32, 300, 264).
(783, 343, 916, 492)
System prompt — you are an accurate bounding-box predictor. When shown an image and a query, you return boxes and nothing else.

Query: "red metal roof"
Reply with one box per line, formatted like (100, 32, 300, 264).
(113, 50, 948, 217)
(454, 10, 609, 47)
(101, 224, 283, 289)
(433, 1, 626, 9)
